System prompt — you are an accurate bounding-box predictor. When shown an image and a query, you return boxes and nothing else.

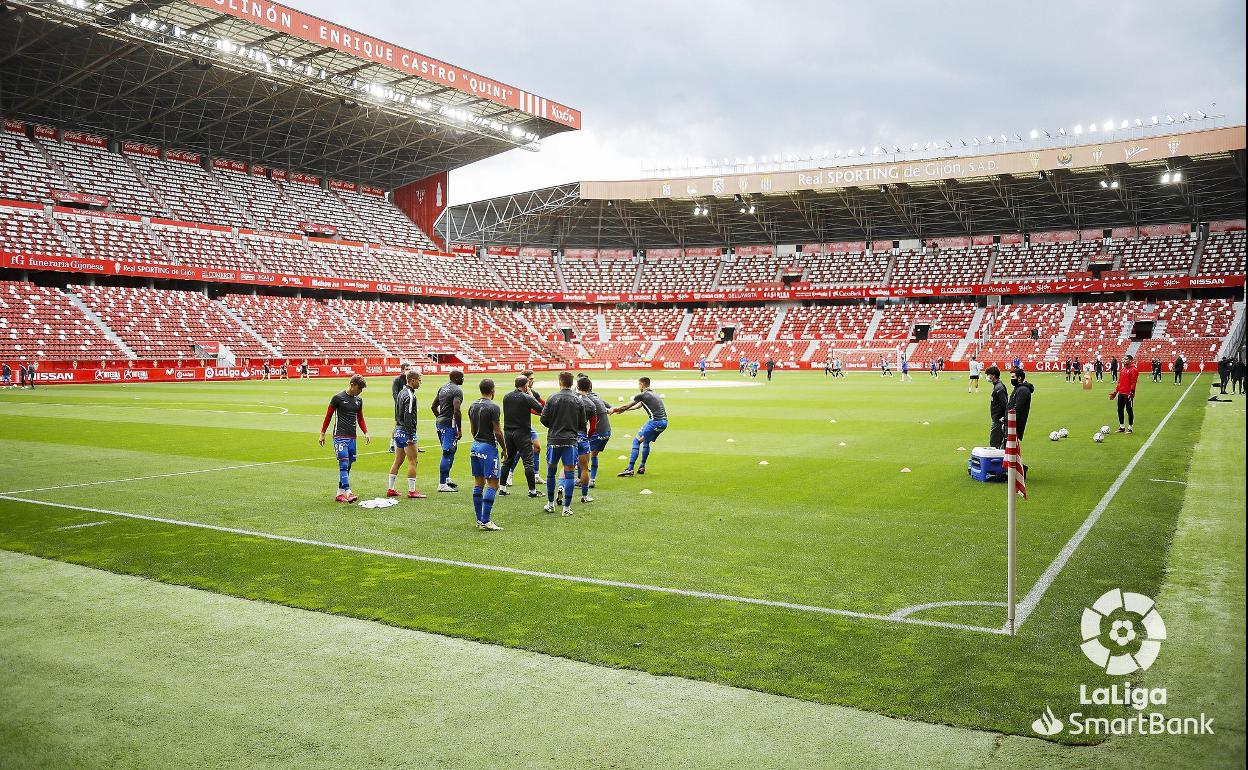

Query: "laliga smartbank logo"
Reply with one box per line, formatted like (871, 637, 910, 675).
(1030, 589, 1214, 738)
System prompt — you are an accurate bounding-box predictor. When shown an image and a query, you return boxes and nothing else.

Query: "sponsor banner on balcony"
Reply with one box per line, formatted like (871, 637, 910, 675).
(33, 125, 58, 140)
(360, 185, 386, 197)
(166, 149, 202, 165)
(3, 119, 26, 135)
(121, 141, 162, 158)
(450, 243, 477, 255)
(299, 222, 339, 237)
(61, 130, 108, 148)
(51, 190, 110, 208)
(212, 158, 247, 172)
(290, 172, 320, 185)
(486, 245, 521, 257)
(1029, 229, 1079, 244)
(1209, 219, 1246, 232)
(1139, 223, 1190, 237)
(329, 180, 358, 192)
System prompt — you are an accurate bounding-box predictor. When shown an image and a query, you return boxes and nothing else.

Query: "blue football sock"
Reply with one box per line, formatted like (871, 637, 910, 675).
(640, 441, 651, 468)
(580, 473, 589, 497)
(546, 463, 557, 502)
(472, 485, 484, 522)
(590, 455, 598, 480)
(338, 459, 350, 490)
(533, 449, 541, 476)
(561, 469, 575, 507)
(482, 486, 497, 521)
(439, 453, 453, 485)
(628, 439, 641, 469)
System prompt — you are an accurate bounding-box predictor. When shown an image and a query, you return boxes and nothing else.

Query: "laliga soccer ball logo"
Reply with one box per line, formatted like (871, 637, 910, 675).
(1081, 589, 1166, 675)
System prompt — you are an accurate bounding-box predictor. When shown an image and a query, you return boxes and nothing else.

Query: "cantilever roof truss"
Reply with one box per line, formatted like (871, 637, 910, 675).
(440, 151, 1247, 249)
(0, 0, 575, 188)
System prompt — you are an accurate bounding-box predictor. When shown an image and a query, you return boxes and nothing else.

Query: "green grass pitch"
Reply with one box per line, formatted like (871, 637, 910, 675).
(0, 369, 1223, 744)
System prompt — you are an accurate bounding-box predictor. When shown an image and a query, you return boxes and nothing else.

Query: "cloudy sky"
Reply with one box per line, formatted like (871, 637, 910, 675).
(304, 0, 1245, 205)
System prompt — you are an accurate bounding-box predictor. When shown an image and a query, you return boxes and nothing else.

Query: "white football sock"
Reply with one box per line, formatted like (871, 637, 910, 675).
(408, 477, 416, 492)
(388, 474, 397, 489)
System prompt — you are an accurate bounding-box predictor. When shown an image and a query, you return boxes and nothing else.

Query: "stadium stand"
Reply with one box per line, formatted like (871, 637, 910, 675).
(214, 169, 306, 233)
(39, 139, 163, 216)
(1052, 300, 1147, 362)
(602, 308, 684, 340)
(718, 253, 783, 288)
(800, 250, 890, 286)
(0, 204, 73, 256)
(560, 255, 638, 293)
(891, 247, 991, 286)
(637, 253, 719, 291)
(1199, 231, 1246, 275)
(777, 306, 875, 340)
(1113, 235, 1196, 276)
(336, 187, 438, 250)
(0, 132, 58, 203)
(306, 240, 389, 282)
(220, 294, 385, 358)
(55, 211, 176, 264)
(72, 284, 269, 358)
(489, 254, 560, 292)
(685, 307, 775, 340)
(277, 180, 375, 243)
(0, 280, 121, 360)
(238, 233, 330, 276)
(151, 223, 262, 271)
(975, 303, 1066, 364)
(128, 154, 244, 228)
(991, 241, 1101, 280)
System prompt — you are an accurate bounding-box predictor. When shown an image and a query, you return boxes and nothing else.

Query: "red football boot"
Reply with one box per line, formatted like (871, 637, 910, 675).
(344, 492, 359, 503)
(334, 493, 348, 503)
(407, 490, 427, 499)
(386, 489, 400, 497)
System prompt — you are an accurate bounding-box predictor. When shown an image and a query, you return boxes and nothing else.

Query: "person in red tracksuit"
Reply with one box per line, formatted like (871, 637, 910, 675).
(1110, 354, 1139, 434)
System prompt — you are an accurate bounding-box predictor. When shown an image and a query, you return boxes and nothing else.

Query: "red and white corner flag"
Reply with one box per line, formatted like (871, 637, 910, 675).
(1005, 409, 1027, 499)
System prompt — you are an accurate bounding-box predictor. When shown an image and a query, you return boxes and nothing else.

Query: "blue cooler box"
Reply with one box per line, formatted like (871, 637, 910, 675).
(968, 447, 1006, 482)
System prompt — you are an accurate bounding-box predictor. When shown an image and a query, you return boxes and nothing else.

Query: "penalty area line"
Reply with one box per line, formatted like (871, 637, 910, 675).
(1011, 375, 1200, 631)
(0, 450, 393, 495)
(0, 494, 1009, 636)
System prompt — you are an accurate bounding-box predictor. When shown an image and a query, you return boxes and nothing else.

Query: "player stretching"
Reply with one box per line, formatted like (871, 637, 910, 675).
(431, 370, 464, 492)
(540, 371, 585, 517)
(579, 377, 612, 489)
(467, 379, 507, 531)
(613, 376, 668, 477)
(387, 370, 426, 499)
(319, 374, 370, 503)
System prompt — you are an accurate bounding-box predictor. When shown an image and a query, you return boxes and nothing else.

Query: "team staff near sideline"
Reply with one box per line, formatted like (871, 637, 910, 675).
(613, 376, 669, 477)
(386, 370, 426, 499)
(500, 375, 544, 498)
(319, 374, 370, 503)
(1111, 354, 1139, 434)
(1, 362, 10, 387)
(431, 370, 465, 492)
(1007, 368, 1033, 440)
(986, 365, 1008, 449)
(467, 379, 507, 531)
(540, 371, 586, 517)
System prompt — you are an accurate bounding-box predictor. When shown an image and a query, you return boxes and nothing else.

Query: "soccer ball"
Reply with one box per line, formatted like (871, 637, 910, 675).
(1049, 431, 1060, 441)
(1058, 428, 1069, 438)
(1100, 425, 1111, 434)
(1094, 432, 1105, 443)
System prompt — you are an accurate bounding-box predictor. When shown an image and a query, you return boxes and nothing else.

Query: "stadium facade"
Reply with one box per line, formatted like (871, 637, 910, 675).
(0, 0, 1244, 385)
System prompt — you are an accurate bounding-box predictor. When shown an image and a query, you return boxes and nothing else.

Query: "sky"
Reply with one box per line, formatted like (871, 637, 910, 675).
(300, 0, 1246, 205)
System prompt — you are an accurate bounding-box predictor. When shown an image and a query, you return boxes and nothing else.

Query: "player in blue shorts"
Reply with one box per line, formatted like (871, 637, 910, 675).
(386, 370, 426, 499)
(319, 374, 370, 503)
(540, 371, 586, 517)
(611, 376, 668, 477)
(577, 376, 612, 490)
(573, 375, 599, 503)
(430, 370, 465, 492)
(467, 379, 507, 531)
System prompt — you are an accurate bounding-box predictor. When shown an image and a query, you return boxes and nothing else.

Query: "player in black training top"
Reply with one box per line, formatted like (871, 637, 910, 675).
(319, 374, 370, 503)
(500, 375, 544, 498)
(431, 370, 465, 492)
(387, 370, 426, 499)
(611, 376, 668, 477)
(467, 378, 507, 531)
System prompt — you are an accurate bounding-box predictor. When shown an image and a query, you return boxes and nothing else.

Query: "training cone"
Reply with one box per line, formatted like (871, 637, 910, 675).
(639, 489, 653, 495)
(900, 468, 912, 473)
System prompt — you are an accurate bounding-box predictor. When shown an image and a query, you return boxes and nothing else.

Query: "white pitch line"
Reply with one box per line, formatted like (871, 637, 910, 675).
(0, 494, 1009, 636)
(1012, 375, 1200, 630)
(0, 401, 291, 416)
(0, 450, 392, 495)
(889, 599, 1007, 620)
(54, 520, 111, 531)
(1148, 478, 1188, 485)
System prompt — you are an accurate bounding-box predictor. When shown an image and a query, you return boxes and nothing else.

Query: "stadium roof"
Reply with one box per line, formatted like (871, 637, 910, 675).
(0, 0, 580, 189)
(440, 125, 1247, 249)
